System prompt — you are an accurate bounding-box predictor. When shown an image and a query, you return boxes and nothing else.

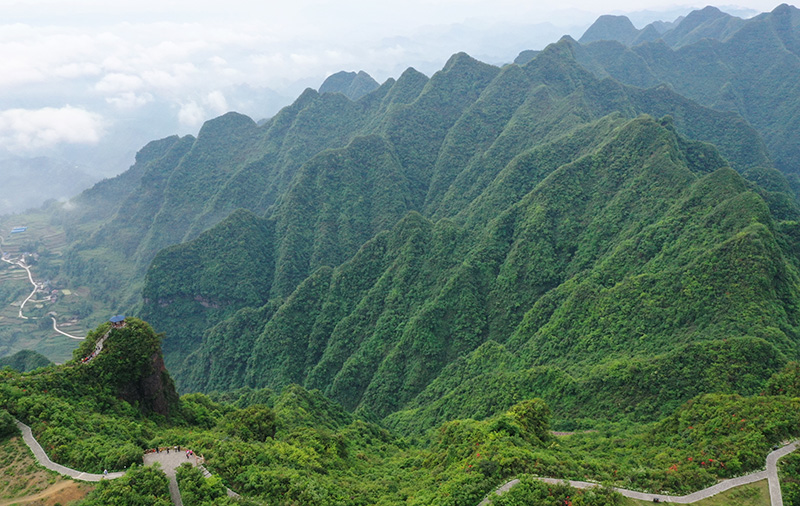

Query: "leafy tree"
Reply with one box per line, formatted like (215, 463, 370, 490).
(767, 362, 800, 397)
(78, 464, 171, 506)
(781, 452, 800, 506)
(0, 408, 17, 439)
(221, 404, 276, 442)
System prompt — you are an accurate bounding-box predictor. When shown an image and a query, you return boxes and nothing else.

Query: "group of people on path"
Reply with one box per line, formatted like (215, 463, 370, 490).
(148, 445, 182, 454)
(146, 445, 201, 463)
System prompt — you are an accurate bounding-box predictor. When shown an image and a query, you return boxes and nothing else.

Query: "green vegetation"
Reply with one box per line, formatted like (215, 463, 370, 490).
(220, 404, 276, 442)
(0, 349, 53, 372)
(176, 463, 251, 506)
(172, 115, 799, 433)
(570, 5, 800, 174)
(781, 452, 800, 506)
(0, 408, 16, 438)
(0, 318, 179, 472)
(2, 338, 799, 505)
(490, 478, 623, 506)
(79, 464, 171, 506)
(624, 481, 770, 506)
(0, 434, 86, 505)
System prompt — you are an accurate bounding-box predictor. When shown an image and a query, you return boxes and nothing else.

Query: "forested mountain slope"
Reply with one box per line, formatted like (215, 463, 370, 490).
(132, 40, 770, 377)
(18, 9, 792, 433)
(171, 115, 800, 428)
(4, 9, 800, 504)
(569, 4, 800, 175)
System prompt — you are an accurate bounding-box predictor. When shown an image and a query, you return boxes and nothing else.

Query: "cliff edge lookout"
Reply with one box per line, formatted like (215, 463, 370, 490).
(80, 315, 126, 364)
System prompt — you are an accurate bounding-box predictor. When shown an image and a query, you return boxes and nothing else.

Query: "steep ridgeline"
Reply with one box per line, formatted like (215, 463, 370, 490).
(319, 70, 380, 100)
(578, 6, 746, 48)
(138, 40, 771, 377)
(172, 115, 800, 430)
(569, 4, 800, 175)
(579, 15, 645, 46)
(58, 74, 427, 306)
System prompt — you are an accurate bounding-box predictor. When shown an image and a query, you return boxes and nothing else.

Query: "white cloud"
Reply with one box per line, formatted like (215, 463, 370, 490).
(53, 62, 103, 79)
(0, 106, 105, 152)
(205, 91, 229, 115)
(178, 101, 205, 128)
(209, 56, 227, 66)
(106, 92, 154, 110)
(95, 73, 144, 93)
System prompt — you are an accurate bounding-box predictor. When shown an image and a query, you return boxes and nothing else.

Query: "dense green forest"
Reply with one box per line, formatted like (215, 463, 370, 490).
(2, 4, 800, 505)
(569, 4, 800, 176)
(1, 331, 799, 505)
(0, 349, 51, 372)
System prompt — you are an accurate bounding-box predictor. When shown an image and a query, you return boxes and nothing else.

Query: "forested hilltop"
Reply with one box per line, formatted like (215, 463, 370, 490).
(1, 325, 799, 505)
(2, 5, 800, 504)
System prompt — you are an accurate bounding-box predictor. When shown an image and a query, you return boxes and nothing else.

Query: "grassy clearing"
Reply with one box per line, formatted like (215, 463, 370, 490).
(0, 436, 93, 504)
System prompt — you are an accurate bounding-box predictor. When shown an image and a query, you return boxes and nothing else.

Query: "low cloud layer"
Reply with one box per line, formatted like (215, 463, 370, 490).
(0, 106, 104, 152)
(0, 1, 769, 173)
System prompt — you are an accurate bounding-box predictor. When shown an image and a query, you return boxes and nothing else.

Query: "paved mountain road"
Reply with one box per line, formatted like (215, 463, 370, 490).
(14, 420, 124, 481)
(479, 440, 798, 506)
(15, 420, 238, 506)
(14, 417, 797, 506)
(768, 441, 799, 506)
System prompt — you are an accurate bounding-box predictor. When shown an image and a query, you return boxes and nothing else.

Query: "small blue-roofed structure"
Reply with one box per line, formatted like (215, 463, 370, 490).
(110, 315, 126, 328)
(10, 226, 27, 234)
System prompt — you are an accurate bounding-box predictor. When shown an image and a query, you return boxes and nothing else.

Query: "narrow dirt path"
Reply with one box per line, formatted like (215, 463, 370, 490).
(479, 440, 798, 506)
(0, 481, 74, 506)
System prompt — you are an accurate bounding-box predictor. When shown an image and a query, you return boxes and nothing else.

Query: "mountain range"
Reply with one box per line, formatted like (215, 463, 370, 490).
(2, 5, 800, 433)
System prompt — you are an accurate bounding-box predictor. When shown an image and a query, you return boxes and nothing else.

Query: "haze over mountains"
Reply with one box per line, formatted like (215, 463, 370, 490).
(0, 3, 759, 215)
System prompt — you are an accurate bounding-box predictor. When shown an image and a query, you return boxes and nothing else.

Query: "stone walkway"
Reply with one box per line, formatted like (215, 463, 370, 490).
(14, 420, 124, 481)
(768, 441, 799, 506)
(16, 420, 238, 506)
(479, 440, 799, 506)
(143, 450, 200, 506)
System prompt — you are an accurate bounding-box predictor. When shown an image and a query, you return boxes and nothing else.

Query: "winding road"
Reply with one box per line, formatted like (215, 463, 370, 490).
(14, 419, 237, 506)
(478, 441, 799, 506)
(14, 420, 124, 481)
(14, 414, 797, 506)
(0, 240, 84, 340)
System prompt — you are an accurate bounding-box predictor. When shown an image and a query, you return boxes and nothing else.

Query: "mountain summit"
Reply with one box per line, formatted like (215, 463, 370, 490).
(579, 15, 640, 45)
(319, 70, 380, 100)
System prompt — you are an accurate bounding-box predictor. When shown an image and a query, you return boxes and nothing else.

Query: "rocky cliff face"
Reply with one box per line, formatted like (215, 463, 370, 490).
(73, 317, 181, 418)
(117, 351, 180, 418)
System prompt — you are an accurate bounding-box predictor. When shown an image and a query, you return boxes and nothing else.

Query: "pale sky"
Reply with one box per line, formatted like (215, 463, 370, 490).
(0, 0, 792, 175)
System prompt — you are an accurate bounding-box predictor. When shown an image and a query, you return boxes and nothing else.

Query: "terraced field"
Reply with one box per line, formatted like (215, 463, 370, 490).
(0, 214, 97, 363)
